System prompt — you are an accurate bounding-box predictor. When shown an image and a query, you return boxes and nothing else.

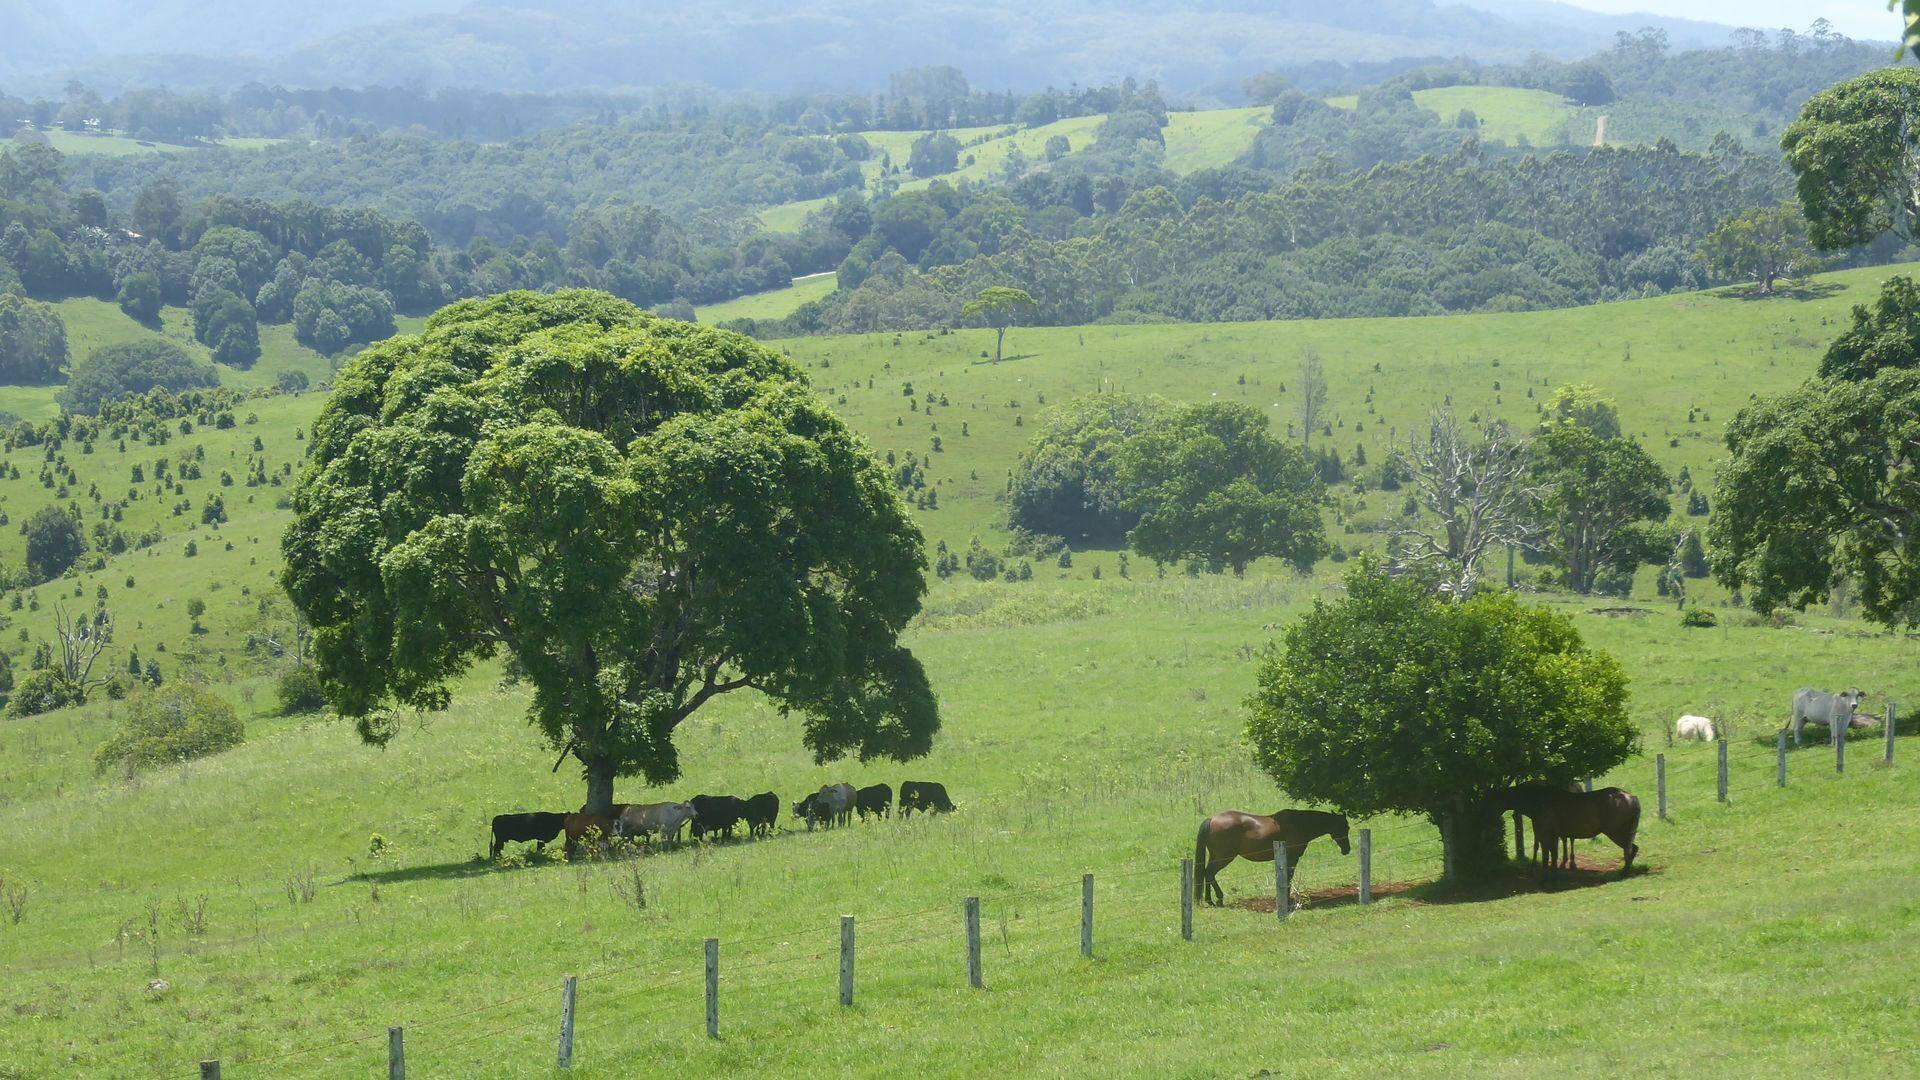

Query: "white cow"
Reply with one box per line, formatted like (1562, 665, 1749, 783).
(1674, 714, 1716, 742)
(617, 801, 698, 846)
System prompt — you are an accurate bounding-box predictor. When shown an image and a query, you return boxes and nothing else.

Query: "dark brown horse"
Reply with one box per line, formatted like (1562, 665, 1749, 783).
(1497, 785, 1640, 881)
(1193, 809, 1350, 907)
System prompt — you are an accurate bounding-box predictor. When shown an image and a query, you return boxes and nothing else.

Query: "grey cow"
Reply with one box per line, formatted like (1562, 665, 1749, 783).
(1792, 687, 1865, 746)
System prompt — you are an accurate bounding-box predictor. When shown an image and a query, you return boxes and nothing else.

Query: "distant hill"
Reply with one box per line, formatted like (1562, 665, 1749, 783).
(3, 0, 1750, 97)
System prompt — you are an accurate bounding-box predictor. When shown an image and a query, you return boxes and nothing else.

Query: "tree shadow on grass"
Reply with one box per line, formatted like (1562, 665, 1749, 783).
(1713, 280, 1846, 303)
(347, 859, 509, 886)
(968, 353, 1041, 366)
(1230, 855, 1655, 914)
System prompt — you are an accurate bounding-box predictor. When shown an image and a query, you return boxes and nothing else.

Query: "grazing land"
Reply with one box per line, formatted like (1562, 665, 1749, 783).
(698, 272, 839, 324)
(25, 131, 285, 156)
(0, 266, 1916, 1076)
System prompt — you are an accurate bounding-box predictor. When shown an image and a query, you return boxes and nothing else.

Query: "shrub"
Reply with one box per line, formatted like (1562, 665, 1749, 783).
(1681, 608, 1718, 628)
(277, 665, 326, 715)
(6, 669, 82, 718)
(93, 684, 244, 773)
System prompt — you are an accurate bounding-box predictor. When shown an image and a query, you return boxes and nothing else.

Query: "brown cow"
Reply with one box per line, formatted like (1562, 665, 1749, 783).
(563, 813, 621, 860)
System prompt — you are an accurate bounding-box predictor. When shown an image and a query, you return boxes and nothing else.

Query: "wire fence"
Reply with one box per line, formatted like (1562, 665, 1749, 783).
(179, 715, 1902, 1078)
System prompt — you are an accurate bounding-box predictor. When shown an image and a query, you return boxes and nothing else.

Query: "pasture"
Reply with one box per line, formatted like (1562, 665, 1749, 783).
(697, 271, 838, 325)
(22, 131, 285, 157)
(0, 265, 1917, 1074)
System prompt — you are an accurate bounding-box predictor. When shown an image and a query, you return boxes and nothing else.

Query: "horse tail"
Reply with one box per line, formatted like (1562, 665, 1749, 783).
(1193, 817, 1211, 898)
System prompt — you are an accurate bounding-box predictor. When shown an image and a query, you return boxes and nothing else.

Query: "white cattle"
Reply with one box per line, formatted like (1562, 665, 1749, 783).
(617, 801, 698, 845)
(1674, 714, 1716, 742)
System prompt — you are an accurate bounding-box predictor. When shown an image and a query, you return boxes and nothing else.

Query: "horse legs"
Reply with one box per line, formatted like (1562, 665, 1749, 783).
(1202, 859, 1231, 907)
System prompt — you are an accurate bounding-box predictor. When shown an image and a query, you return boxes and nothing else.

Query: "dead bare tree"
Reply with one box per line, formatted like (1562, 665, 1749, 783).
(53, 601, 113, 691)
(1391, 408, 1538, 599)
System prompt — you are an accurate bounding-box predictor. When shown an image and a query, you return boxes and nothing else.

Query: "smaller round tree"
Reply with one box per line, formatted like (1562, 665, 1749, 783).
(1246, 562, 1638, 880)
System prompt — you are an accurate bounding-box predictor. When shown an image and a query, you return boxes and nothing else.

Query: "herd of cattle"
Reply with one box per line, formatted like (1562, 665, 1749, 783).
(489, 781, 957, 860)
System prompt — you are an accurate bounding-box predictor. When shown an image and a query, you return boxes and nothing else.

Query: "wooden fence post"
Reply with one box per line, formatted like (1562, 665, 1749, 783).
(556, 975, 577, 1070)
(1080, 874, 1093, 958)
(1272, 840, 1289, 921)
(1582, 777, 1593, 793)
(964, 896, 982, 988)
(839, 916, 855, 1007)
(1180, 858, 1194, 941)
(389, 1027, 404, 1080)
(1887, 703, 1897, 766)
(1777, 730, 1787, 788)
(1358, 828, 1372, 905)
(199, 1063, 220, 1080)
(1717, 739, 1728, 803)
(1656, 754, 1666, 821)
(704, 938, 719, 1039)
(1837, 725, 1846, 775)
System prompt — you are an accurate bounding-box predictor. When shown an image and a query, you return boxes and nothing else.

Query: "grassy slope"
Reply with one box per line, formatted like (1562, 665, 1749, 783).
(697, 271, 838, 324)
(1411, 86, 1579, 144)
(0, 267, 1917, 1075)
(25, 131, 284, 156)
(1161, 106, 1271, 172)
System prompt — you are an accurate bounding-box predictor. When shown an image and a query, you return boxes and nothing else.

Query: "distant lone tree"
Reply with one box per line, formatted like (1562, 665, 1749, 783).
(1296, 350, 1328, 448)
(1391, 409, 1536, 598)
(23, 506, 86, 583)
(1699, 203, 1824, 297)
(907, 131, 962, 177)
(1527, 425, 1670, 595)
(963, 286, 1036, 363)
(282, 291, 937, 813)
(1117, 401, 1327, 576)
(1246, 562, 1637, 882)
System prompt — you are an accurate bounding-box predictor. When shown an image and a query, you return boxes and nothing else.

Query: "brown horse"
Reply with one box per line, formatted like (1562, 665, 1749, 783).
(1193, 809, 1350, 907)
(1504, 782, 1578, 869)
(1497, 785, 1640, 882)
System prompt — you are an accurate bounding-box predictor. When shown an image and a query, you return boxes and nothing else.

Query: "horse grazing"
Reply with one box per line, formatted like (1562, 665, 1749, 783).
(1192, 809, 1350, 907)
(1498, 784, 1640, 881)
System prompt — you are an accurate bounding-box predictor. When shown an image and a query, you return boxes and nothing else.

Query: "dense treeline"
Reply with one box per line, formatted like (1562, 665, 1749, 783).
(756, 139, 1874, 333)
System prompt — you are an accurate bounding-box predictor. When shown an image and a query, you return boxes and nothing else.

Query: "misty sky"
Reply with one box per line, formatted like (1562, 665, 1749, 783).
(1559, 0, 1898, 39)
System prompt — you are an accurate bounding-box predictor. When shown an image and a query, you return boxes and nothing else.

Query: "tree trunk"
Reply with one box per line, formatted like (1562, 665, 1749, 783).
(1436, 798, 1506, 883)
(994, 325, 1005, 363)
(582, 756, 618, 815)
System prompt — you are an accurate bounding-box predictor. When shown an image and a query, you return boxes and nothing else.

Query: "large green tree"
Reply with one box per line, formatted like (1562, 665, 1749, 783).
(0, 292, 68, 384)
(282, 290, 937, 812)
(1117, 401, 1326, 576)
(1699, 203, 1824, 297)
(1008, 392, 1173, 544)
(1246, 563, 1637, 881)
(58, 339, 220, 415)
(23, 506, 86, 583)
(1780, 67, 1920, 251)
(1529, 425, 1672, 595)
(1712, 276, 1920, 623)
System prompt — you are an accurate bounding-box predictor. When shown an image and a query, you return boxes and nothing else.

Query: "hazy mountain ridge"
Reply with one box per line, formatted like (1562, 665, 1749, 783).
(2, 0, 1755, 97)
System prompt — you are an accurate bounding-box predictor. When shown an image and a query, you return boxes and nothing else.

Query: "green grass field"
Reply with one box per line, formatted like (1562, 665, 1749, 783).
(1, 266, 1917, 1075)
(697, 271, 838, 324)
(24, 131, 285, 157)
(1161, 106, 1271, 172)
(1409, 86, 1582, 145)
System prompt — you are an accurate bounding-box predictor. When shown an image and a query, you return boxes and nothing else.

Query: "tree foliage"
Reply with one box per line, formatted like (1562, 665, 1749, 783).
(1528, 425, 1671, 594)
(1008, 392, 1173, 544)
(961, 285, 1035, 362)
(1539, 383, 1622, 439)
(281, 290, 936, 811)
(1117, 401, 1326, 576)
(23, 506, 86, 583)
(92, 683, 244, 773)
(58, 339, 219, 415)
(1699, 202, 1824, 295)
(1781, 67, 1920, 251)
(0, 292, 68, 384)
(1246, 563, 1637, 880)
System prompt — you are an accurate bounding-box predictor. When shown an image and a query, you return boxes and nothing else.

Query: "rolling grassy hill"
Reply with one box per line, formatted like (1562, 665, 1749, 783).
(696, 271, 838, 325)
(1321, 86, 1771, 150)
(0, 266, 1916, 1075)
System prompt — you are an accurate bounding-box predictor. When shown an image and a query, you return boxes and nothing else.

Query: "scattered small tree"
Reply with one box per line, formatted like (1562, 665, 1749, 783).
(1391, 409, 1537, 598)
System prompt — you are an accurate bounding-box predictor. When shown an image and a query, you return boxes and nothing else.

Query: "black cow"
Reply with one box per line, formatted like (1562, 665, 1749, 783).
(743, 791, 779, 838)
(690, 794, 746, 840)
(793, 792, 824, 831)
(855, 783, 892, 821)
(490, 811, 566, 859)
(898, 781, 955, 817)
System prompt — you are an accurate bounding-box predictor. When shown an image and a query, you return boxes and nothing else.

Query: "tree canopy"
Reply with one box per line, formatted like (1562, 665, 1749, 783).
(23, 506, 86, 584)
(1699, 202, 1824, 296)
(1781, 67, 1920, 251)
(1528, 425, 1671, 595)
(1008, 392, 1173, 544)
(59, 339, 220, 415)
(1246, 563, 1636, 879)
(1117, 401, 1326, 576)
(281, 290, 937, 811)
(1711, 275, 1920, 624)
(961, 285, 1036, 362)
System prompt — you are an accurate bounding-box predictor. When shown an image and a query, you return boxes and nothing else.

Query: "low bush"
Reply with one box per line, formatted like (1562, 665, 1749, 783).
(93, 684, 244, 773)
